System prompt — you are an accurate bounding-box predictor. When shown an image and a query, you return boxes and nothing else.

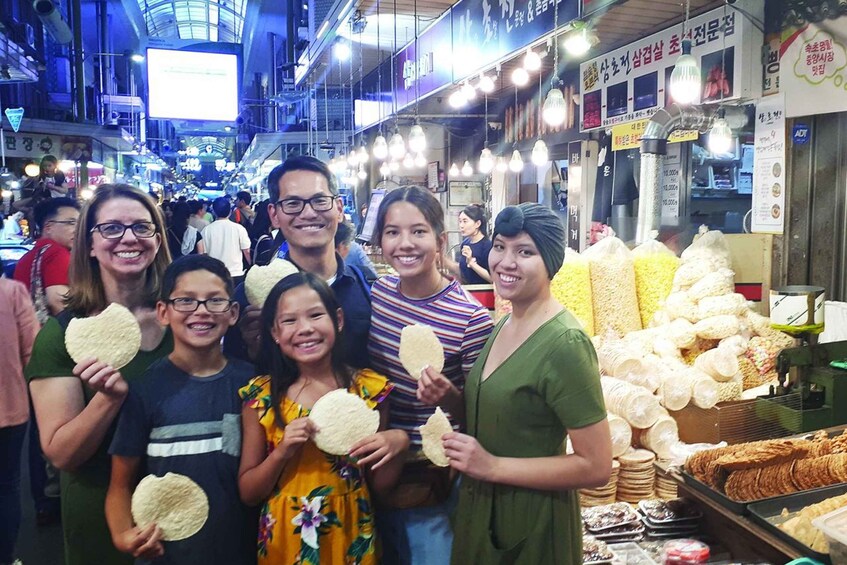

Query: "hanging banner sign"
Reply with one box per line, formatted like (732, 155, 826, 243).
(4, 108, 24, 132)
(782, 15, 847, 117)
(393, 13, 454, 111)
(452, 0, 578, 81)
(610, 119, 698, 151)
(661, 143, 682, 218)
(751, 94, 786, 235)
(579, 0, 762, 131)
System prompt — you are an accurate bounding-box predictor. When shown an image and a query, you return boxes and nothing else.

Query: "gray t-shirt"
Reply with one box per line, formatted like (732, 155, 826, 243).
(110, 357, 257, 565)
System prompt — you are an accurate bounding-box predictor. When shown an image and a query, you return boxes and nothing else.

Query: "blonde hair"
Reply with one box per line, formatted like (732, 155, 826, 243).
(65, 184, 172, 315)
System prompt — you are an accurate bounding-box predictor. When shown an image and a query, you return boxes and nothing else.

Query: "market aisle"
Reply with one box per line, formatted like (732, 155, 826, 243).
(17, 423, 64, 564)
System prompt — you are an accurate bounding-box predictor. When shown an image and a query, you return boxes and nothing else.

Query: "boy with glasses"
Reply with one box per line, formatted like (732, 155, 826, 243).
(105, 255, 255, 564)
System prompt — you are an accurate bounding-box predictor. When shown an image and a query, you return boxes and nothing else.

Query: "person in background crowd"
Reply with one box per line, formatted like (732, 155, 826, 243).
(106, 255, 254, 564)
(188, 200, 210, 232)
(36, 155, 70, 199)
(203, 201, 215, 224)
(231, 191, 255, 231)
(27, 184, 174, 565)
(368, 186, 494, 564)
(0, 213, 40, 565)
(444, 205, 492, 285)
(250, 197, 281, 267)
(238, 272, 405, 564)
(201, 197, 251, 287)
(223, 156, 372, 369)
(166, 202, 205, 259)
(13, 197, 80, 528)
(445, 204, 611, 564)
(335, 221, 377, 283)
(160, 200, 173, 227)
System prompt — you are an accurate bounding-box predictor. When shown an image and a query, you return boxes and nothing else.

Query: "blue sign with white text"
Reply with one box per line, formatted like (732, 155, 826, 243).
(793, 124, 810, 145)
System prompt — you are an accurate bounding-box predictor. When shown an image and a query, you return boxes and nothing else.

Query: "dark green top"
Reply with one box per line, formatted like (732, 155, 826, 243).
(451, 310, 606, 565)
(26, 312, 173, 565)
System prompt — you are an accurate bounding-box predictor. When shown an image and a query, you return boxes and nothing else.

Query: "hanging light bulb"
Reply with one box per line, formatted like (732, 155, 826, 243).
(449, 90, 467, 108)
(563, 28, 594, 56)
(523, 49, 542, 72)
(357, 143, 369, 164)
(389, 159, 400, 171)
(402, 153, 415, 169)
(414, 152, 427, 168)
(542, 86, 567, 127)
(509, 149, 524, 173)
(346, 150, 359, 167)
(511, 67, 530, 87)
(495, 156, 508, 173)
(669, 39, 701, 105)
(708, 116, 733, 154)
(379, 162, 390, 177)
(461, 160, 473, 177)
(478, 74, 495, 93)
(478, 148, 494, 174)
(461, 81, 476, 101)
(388, 130, 406, 160)
(531, 139, 549, 166)
(449, 162, 460, 177)
(357, 165, 367, 180)
(408, 124, 427, 153)
(372, 134, 388, 160)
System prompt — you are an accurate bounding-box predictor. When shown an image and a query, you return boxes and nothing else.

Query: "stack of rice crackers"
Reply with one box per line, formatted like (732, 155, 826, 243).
(616, 449, 656, 503)
(580, 461, 619, 507)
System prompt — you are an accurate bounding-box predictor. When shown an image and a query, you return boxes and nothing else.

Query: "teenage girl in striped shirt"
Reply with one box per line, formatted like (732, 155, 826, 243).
(367, 186, 494, 564)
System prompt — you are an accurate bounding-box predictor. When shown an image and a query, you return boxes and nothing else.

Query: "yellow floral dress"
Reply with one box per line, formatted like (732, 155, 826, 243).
(239, 370, 392, 565)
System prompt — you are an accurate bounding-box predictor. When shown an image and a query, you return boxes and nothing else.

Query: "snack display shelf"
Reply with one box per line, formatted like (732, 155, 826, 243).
(746, 484, 847, 564)
(670, 469, 802, 563)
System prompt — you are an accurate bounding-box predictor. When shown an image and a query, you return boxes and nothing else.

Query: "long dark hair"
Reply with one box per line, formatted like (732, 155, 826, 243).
(374, 185, 445, 247)
(258, 272, 352, 426)
(461, 204, 488, 237)
(167, 202, 191, 256)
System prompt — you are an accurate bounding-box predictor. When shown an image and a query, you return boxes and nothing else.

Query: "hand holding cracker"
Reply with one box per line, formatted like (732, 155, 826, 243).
(417, 366, 459, 407)
(114, 522, 164, 560)
(74, 358, 128, 398)
(349, 429, 410, 470)
(443, 432, 498, 481)
(276, 417, 318, 460)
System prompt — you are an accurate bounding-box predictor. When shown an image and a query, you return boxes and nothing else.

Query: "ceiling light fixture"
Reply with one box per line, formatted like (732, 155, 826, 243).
(523, 48, 542, 71)
(478, 74, 495, 93)
(449, 162, 460, 177)
(531, 139, 549, 166)
(509, 149, 524, 173)
(511, 67, 530, 87)
(461, 160, 473, 176)
(669, 1, 700, 105)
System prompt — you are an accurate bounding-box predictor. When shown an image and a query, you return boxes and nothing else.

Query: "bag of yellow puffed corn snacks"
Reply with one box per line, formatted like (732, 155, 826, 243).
(632, 238, 679, 328)
(551, 248, 594, 335)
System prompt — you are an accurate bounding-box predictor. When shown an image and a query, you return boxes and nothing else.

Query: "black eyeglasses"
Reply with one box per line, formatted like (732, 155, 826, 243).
(90, 222, 157, 239)
(275, 195, 337, 215)
(166, 297, 235, 313)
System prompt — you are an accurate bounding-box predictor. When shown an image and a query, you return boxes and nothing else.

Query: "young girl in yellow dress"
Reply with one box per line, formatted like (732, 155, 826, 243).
(238, 272, 409, 564)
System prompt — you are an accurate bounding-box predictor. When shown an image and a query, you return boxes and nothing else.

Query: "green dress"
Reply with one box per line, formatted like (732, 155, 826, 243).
(451, 310, 607, 564)
(26, 313, 174, 565)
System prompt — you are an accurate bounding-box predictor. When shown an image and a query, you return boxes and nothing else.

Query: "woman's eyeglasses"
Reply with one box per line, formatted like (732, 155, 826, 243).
(90, 222, 157, 239)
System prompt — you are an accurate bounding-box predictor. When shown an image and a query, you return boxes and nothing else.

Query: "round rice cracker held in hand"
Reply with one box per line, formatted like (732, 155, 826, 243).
(399, 324, 445, 380)
(420, 407, 453, 467)
(131, 473, 209, 541)
(245, 259, 299, 307)
(65, 303, 141, 369)
(309, 389, 381, 456)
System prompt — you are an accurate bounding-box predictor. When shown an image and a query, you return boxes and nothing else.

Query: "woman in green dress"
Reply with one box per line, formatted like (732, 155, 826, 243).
(27, 185, 174, 565)
(442, 204, 612, 564)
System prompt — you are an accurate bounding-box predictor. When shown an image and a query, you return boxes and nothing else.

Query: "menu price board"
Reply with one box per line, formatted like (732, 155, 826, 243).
(751, 95, 786, 234)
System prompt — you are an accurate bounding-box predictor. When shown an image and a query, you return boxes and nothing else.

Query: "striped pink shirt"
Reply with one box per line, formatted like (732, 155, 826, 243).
(368, 276, 493, 450)
(0, 277, 39, 427)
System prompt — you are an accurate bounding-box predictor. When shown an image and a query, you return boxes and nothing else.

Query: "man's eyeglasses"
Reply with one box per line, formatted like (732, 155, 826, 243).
(275, 195, 337, 215)
(165, 297, 235, 313)
(90, 222, 157, 239)
(48, 220, 78, 226)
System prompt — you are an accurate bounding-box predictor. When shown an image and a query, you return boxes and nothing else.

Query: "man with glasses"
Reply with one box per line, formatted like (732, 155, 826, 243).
(224, 155, 372, 368)
(201, 197, 252, 287)
(13, 197, 80, 528)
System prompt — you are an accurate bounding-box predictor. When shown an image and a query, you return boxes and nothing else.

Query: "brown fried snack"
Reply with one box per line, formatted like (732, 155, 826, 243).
(685, 444, 742, 477)
(725, 468, 761, 501)
(712, 439, 811, 472)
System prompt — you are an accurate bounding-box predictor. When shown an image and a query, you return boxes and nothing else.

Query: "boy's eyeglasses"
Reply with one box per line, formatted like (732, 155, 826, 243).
(48, 219, 78, 226)
(166, 297, 235, 313)
(275, 195, 337, 215)
(90, 222, 157, 239)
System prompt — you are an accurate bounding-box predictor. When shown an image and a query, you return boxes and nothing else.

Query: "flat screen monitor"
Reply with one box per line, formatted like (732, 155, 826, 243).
(147, 48, 239, 122)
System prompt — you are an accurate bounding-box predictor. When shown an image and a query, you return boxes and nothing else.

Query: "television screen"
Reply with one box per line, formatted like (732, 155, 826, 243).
(147, 48, 239, 121)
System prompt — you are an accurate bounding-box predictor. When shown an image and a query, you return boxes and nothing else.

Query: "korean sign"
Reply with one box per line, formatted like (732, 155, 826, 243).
(751, 95, 786, 235)
(451, 0, 578, 81)
(393, 13, 453, 111)
(579, 2, 762, 132)
(782, 15, 847, 117)
(610, 119, 698, 151)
